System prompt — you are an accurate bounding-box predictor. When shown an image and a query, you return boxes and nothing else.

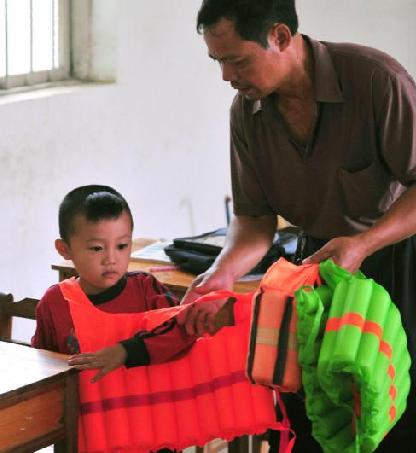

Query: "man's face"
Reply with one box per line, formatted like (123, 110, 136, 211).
(60, 211, 133, 295)
(204, 18, 285, 100)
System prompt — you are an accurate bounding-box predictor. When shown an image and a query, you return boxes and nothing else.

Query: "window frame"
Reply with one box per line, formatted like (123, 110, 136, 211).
(0, 0, 71, 91)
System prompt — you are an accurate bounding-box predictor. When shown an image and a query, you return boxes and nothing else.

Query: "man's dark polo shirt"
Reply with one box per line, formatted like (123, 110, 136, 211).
(230, 35, 416, 238)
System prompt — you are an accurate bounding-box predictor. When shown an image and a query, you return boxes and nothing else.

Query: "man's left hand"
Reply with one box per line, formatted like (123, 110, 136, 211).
(302, 235, 369, 273)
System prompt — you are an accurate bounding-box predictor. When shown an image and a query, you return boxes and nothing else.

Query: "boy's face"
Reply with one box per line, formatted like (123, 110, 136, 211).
(56, 211, 133, 295)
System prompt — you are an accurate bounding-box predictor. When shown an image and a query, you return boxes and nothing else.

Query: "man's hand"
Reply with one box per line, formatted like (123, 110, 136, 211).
(67, 343, 127, 383)
(178, 269, 234, 336)
(181, 269, 233, 304)
(302, 235, 369, 273)
(177, 296, 233, 336)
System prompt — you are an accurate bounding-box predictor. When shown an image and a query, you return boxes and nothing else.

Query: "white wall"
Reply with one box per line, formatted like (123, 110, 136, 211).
(297, 0, 416, 77)
(1, 0, 415, 340)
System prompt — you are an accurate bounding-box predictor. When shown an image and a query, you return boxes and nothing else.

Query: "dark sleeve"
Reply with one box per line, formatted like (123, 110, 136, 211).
(120, 317, 196, 367)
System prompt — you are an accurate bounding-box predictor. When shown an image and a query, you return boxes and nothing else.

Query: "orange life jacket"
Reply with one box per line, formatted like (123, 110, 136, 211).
(247, 258, 321, 392)
(59, 279, 287, 453)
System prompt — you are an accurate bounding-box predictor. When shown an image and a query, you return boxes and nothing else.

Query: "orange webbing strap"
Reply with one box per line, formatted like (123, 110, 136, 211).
(275, 390, 296, 453)
(60, 279, 292, 453)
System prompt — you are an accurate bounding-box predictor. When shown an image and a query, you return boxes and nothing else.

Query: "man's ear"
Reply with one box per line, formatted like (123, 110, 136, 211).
(55, 238, 72, 260)
(268, 23, 292, 52)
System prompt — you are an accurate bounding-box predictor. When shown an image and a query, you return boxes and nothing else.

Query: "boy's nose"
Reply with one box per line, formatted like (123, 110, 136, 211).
(103, 249, 116, 264)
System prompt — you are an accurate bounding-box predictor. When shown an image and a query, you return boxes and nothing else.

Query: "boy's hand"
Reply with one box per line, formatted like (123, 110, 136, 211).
(67, 343, 127, 383)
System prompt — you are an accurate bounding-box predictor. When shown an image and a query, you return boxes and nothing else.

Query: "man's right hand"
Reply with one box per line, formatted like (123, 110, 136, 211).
(177, 214, 276, 336)
(177, 269, 233, 336)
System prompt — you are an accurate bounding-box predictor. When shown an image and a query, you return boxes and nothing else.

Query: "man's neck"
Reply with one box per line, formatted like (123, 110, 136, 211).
(276, 34, 314, 101)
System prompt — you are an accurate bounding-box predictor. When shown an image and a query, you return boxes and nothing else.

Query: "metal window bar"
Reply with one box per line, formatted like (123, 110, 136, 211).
(52, 0, 55, 68)
(0, 0, 70, 91)
(4, 0, 9, 87)
(29, 0, 33, 76)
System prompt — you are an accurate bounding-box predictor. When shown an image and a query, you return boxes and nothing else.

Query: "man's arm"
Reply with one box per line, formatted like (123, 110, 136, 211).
(178, 213, 276, 335)
(305, 184, 416, 272)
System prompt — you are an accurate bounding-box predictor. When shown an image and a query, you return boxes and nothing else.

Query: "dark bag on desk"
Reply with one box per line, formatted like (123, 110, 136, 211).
(164, 226, 301, 275)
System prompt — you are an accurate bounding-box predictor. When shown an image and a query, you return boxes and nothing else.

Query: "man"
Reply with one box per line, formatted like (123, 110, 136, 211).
(178, 0, 416, 451)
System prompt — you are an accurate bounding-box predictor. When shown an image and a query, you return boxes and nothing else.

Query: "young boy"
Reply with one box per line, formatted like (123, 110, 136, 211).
(32, 185, 280, 453)
(32, 184, 196, 381)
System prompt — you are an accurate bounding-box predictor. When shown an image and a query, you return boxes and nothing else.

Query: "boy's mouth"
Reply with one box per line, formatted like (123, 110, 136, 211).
(102, 270, 118, 278)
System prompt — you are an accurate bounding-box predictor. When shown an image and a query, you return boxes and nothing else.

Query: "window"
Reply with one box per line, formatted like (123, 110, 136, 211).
(0, 0, 70, 91)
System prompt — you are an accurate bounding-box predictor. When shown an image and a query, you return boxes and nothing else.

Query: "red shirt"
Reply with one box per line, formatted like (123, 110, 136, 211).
(32, 271, 195, 366)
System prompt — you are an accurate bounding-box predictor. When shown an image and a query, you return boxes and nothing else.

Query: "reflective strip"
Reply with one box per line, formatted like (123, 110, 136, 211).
(255, 327, 298, 351)
(326, 312, 392, 359)
(388, 364, 396, 379)
(326, 311, 397, 426)
(389, 385, 397, 400)
(256, 327, 279, 346)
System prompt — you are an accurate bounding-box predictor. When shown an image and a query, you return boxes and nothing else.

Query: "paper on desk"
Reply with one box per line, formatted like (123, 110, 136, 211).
(238, 273, 263, 282)
(130, 240, 173, 264)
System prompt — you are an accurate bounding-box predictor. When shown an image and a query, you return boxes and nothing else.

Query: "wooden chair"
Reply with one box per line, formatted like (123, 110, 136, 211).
(0, 292, 38, 343)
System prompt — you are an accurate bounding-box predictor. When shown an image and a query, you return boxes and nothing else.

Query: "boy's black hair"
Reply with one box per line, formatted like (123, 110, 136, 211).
(197, 0, 298, 48)
(59, 185, 134, 243)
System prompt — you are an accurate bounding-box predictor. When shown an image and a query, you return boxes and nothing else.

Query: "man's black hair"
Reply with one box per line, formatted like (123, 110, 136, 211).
(197, 0, 298, 47)
(59, 185, 134, 243)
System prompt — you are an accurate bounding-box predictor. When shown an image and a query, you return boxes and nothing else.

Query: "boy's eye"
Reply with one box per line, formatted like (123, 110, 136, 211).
(118, 243, 129, 250)
(89, 246, 103, 252)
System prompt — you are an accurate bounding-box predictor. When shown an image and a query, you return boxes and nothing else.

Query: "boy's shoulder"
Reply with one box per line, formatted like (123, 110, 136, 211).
(126, 271, 158, 285)
(39, 283, 65, 305)
(125, 271, 161, 290)
(42, 283, 62, 299)
(125, 271, 173, 297)
(36, 283, 69, 320)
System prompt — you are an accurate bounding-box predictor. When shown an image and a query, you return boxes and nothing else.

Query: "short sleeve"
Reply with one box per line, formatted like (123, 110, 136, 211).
(230, 95, 274, 216)
(376, 68, 416, 185)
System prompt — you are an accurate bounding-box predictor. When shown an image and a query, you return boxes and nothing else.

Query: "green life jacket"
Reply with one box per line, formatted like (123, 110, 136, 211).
(296, 260, 411, 453)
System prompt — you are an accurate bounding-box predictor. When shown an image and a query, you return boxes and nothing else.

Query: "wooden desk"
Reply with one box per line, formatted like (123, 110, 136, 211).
(52, 239, 260, 297)
(0, 341, 78, 453)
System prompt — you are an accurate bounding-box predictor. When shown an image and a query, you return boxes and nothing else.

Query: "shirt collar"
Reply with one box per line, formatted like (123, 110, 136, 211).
(252, 34, 344, 115)
(87, 274, 127, 305)
(306, 35, 344, 103)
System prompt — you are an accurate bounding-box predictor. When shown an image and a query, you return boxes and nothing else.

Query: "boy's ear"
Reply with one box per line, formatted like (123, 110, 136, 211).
(55, 238, 72, 260)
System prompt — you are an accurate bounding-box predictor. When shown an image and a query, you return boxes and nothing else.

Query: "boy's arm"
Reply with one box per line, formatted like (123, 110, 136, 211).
(143, 273, 179, 309)
(31, 295, 59, 352)
(68, 275, 195, 381)
(123, 274, 196, 364)
(121, 317, 196, 366)
(68, 299, 236, 382)
(68, 316, 196, 382)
